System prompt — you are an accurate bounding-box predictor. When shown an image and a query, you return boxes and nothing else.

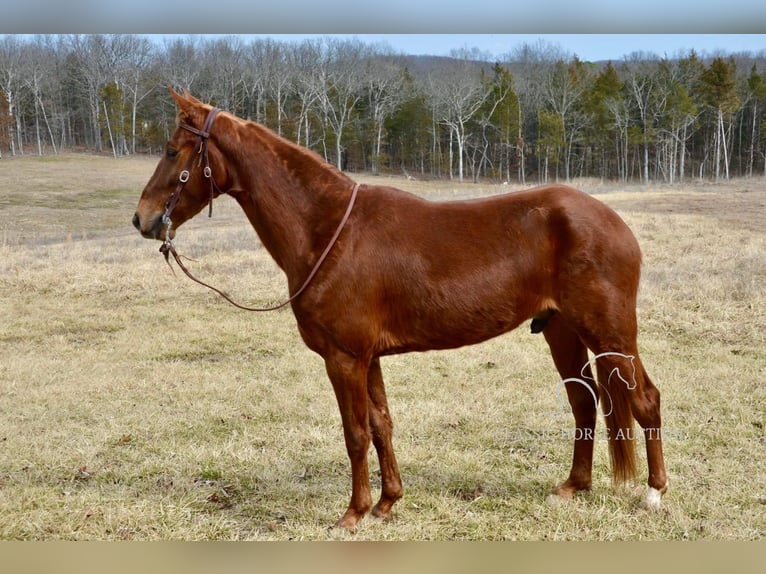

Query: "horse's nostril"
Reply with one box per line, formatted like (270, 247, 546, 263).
(132, 213, 141, 231)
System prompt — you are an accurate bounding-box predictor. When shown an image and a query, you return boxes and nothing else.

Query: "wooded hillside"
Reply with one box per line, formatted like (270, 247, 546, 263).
(1, 34, 765, 183)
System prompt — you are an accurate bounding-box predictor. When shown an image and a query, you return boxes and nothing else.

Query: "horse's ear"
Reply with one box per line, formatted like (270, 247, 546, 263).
(169, 86, 192, 111)
(169, 86, 201, 124)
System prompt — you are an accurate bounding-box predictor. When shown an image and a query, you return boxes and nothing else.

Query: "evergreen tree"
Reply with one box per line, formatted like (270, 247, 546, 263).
(698, 56, 740, 181)
(744, 65, 766, 176)
(583, 61, 624, 180)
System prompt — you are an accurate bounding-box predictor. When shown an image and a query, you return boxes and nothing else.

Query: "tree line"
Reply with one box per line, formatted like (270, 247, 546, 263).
(1, 34, 765, 184)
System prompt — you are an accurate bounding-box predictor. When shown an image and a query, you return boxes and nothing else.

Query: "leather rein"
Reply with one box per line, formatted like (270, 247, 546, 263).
(158, 107, 360, 312)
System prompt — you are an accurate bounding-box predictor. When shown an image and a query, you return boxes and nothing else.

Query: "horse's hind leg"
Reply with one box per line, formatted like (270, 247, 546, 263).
(571, 315, 668, 509)
(629, 360, 668, 509)
(542, 314, 598, 501)
(367, 358, 403, 519)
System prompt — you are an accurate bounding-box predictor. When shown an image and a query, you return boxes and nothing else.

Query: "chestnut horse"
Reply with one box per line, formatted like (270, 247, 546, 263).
(133, 90, 667, 529)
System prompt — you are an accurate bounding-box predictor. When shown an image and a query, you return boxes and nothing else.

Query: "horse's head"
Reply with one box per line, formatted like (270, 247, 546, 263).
(132, 88, 229, 241)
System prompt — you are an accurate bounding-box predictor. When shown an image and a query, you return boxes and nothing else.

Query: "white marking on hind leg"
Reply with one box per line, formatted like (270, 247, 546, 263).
(641, 486, 663, 511)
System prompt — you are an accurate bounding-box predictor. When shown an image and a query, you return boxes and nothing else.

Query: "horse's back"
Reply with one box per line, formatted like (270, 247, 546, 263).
(358, 183, 637, 266)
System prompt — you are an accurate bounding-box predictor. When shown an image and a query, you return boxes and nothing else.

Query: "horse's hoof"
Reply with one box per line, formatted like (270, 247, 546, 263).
(547, 484, 577, 506)
(547, 479, 589, 506)
(331, 509, 365, 532)
(370, 500, 396, 522)
(546, 492, 570, 507)
(327, 524, 356, 539)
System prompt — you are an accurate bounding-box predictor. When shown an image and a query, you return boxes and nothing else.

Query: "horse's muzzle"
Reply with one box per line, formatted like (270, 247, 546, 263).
(132, 212, 164, 240)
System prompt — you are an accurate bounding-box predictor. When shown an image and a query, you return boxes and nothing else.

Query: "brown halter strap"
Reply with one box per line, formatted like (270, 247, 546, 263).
(161, 107, 222, 229)
(158, 107, 361, 312)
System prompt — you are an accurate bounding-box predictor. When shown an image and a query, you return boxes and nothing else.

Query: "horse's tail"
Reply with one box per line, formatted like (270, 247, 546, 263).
(597, 353, 639, 484)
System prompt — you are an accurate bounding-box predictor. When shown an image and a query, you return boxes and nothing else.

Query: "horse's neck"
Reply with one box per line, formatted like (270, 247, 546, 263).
(223, 123, 351, 280)
(234, 187, 313, 277)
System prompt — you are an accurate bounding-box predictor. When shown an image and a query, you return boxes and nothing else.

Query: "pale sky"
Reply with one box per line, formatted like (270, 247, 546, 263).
(3, 2, 766, 56)
(215, 34, 766, 62)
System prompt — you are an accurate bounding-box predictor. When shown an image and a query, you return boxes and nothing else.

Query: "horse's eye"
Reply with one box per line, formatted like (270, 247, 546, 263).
(166, 147, 179, 159)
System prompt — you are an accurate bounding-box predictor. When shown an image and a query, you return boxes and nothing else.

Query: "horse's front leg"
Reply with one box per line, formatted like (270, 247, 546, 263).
(324, 350, 373, 530)
(367, 358, 403, 519)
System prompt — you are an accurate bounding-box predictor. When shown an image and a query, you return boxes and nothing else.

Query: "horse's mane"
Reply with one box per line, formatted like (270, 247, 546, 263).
(241, 118, 351, 187)
(176, 94, 351, 191)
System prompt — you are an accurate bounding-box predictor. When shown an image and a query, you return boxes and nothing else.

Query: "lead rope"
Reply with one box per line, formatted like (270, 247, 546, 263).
(160, 182, 360, 312)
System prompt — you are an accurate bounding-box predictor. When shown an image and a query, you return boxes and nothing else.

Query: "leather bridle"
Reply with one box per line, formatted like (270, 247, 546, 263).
(157, 106, 359, 312)
(161, 106, 222, 238)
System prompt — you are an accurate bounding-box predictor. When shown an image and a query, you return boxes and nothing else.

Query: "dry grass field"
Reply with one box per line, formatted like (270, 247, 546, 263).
(0, 154, 764, 540)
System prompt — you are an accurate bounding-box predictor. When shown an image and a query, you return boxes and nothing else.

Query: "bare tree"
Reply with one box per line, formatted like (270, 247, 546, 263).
(199, 36, 246, 113)
(426, 52, 491, 182)
(605, 95, 632, 182)
(66, 34, 115, 152)
(624, 52, 662, 184)
(290, 39, 324, 148)
(161, 36, 202, 93)
(503, 39, 569, 183)
(652, 56, 700, 184)
(263, 39, 292, 136)
(22, 36, 59, 155)
(366, 55, 409, 174)
(541, 58, 590, 181)
(118, 35, 156, 154)
(244, 39, 293, 135)
(0, 35, 24, 155)
(314, 37, 369, 170)
(242, 40, 269, 124)
(699, 56, 740, 182)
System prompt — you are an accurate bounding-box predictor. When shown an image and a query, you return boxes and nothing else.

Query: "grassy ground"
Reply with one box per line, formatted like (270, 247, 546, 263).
(0, 154, 764, 540)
